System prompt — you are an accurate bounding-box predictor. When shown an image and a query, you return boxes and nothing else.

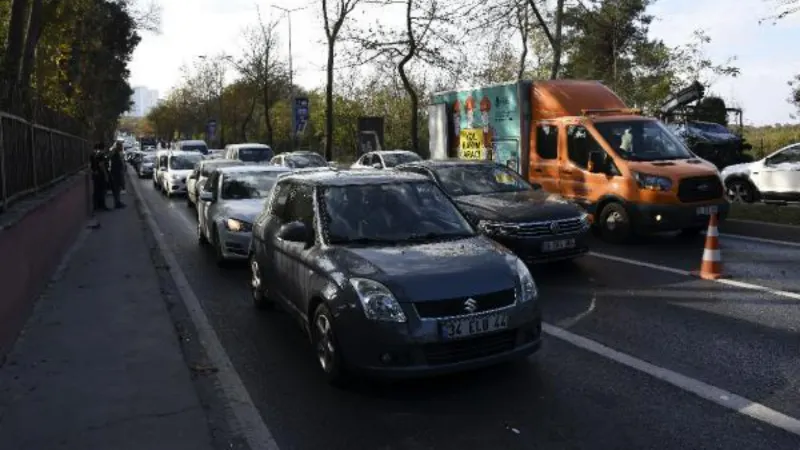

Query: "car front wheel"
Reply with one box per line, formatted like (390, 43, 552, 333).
(598, 202, 632, 243)
(312, 303, 349, 386)
(726, 179, 757, 203)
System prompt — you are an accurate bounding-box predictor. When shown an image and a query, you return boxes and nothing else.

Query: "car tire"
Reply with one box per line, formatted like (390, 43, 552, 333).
(311, 303, 349, 387)
(250, 255, 273, 310)
(726, 179, 757, 203)
(197, 222, 209, 247)
(598, 203, 632, 244)
(212, 227, 227, 267)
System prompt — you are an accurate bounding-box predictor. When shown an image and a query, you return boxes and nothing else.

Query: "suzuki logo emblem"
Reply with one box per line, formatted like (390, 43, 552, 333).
(464, 298, 478, 313)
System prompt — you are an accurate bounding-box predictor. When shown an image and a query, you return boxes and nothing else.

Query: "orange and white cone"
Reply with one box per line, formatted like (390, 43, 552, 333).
(692, 213, 724, 280)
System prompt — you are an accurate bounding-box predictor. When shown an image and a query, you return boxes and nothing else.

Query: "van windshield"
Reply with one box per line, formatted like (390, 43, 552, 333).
(594, 119, 693, 161)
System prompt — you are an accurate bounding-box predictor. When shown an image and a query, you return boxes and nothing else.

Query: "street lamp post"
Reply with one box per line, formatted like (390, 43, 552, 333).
(272, 5, 302, 151)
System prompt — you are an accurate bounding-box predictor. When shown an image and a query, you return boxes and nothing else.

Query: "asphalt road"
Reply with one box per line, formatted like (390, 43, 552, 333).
(132, 174, 800, 450)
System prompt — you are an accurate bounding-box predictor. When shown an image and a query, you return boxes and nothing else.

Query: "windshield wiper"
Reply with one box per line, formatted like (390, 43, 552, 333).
(402, 232, 472, 242)
(329, 237, 398, 246)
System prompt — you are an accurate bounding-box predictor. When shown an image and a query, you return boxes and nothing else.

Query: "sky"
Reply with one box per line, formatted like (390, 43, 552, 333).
(128, 0, 800, 126)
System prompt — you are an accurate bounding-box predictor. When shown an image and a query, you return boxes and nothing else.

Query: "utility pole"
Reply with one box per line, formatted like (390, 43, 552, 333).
(272, 5, 302, 151)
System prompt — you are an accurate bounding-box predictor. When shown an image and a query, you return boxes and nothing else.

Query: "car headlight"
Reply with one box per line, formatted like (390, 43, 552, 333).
(226, 218, 252, 232)
(477, 220, 508, 235)
(632, 171, 672, 191)
(171, 173, 181, 180)
(579, 211, 591, 229)
(513, 258, 538, 303)
(350, 278, 406, 322)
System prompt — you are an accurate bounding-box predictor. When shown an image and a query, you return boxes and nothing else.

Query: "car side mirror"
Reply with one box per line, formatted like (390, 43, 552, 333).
(371, 162, 382, 169)
(531, 183, 543, 190)
(199, 191, 214, 202)
(277, 221, 312, 245)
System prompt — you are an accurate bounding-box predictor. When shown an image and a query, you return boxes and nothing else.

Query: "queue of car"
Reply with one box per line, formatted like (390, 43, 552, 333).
(131, 143, 601, 385)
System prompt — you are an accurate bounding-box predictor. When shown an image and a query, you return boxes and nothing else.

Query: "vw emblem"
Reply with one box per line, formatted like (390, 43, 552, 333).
(550, 221, 561, 234)
(464, 298, 478, 314)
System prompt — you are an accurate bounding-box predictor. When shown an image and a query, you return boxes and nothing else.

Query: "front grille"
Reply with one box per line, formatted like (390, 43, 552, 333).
(414, 289, 515, 318)
(423, 331, 517, 365)
(484, 216, 585, 238)
(677, 176, 723, 203)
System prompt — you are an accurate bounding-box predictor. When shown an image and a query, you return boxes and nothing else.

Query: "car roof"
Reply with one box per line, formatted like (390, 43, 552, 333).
(371, 150, 417, 155)
(397, 159, 499, 169)
(216, 165, 292, 174)
(279, 169, 428, 187)
(178, 140, 207, 145)
(200, 159, 243, 167)
(282, 150, 323, 156)
(227, 143, 271, 149)
(168, 150, 203, 157)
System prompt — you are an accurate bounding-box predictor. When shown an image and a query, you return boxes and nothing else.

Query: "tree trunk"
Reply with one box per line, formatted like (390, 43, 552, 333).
(324, 40, 335, 161)
(262, 82, 273, 144)
(399, 0, 419, 154)
(19, 0, 44, 94)
(242, 94, 257, 141)
(1, 0, 31, 108)
(550, 0, 565, 79)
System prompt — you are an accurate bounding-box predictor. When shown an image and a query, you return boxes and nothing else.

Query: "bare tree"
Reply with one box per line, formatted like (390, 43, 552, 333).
(347, 0, 457, 154)
(185, 55, 228, 145)
(322, 0, 362, 160)
(235, 10, 287, 145)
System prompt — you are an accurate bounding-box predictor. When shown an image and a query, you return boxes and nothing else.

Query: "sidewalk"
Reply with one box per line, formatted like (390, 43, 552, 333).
(0, 192, 216, 449)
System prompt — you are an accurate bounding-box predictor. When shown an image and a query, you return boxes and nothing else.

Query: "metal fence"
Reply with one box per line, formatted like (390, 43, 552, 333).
(0, 110, 89, 213)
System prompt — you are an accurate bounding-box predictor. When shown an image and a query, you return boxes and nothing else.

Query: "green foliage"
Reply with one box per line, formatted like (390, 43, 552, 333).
(693, 96, 729, 126)
(743, 124, 800, 159)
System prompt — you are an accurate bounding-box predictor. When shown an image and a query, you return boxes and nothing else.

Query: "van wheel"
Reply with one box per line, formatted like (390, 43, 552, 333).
(598, 203, 632, 244)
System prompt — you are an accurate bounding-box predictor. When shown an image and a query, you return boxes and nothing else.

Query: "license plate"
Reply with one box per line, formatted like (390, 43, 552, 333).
(440, 313, 509, 340)
(542, 238, 575, 252)
(696, 206, 717, 216)
(460, 148, 485, 160)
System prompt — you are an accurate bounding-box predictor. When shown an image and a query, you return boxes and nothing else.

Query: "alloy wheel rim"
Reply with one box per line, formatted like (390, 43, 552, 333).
(315, 315, 335, 372)
(250, 259, 261, 297)
(728, 183, 746, 203)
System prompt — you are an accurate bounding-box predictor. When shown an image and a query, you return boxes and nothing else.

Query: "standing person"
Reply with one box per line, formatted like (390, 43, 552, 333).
(109, 141, 126, 209)
(90, 143, 109, 211)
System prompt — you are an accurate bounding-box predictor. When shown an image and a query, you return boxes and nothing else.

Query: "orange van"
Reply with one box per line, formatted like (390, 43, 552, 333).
(428, 80, 729, 242)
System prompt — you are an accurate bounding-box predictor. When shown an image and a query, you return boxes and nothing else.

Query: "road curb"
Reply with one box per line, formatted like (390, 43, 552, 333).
(126, 170, 279, 450)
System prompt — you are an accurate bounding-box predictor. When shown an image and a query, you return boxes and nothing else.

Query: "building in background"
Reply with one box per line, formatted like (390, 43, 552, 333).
(129, 86, 159, 117)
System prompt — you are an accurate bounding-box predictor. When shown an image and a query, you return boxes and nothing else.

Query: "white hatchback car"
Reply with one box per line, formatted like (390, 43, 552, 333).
(721, 143, 800, 203)
(350, 150, 421, 170)
(160, 151, 204, 198)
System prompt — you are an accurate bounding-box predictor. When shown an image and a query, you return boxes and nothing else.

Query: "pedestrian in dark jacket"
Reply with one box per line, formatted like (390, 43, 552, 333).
(90, 143, 109, 211)
(109, 141, 126, 208)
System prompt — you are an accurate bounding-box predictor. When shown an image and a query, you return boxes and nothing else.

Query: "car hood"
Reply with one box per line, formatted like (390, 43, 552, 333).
(170, 169, 193, 178)
(326, 236, 518, 302)
(627, 158, 719, 180)
(218, 198, 266, 223)
(454, 190, 582, 222)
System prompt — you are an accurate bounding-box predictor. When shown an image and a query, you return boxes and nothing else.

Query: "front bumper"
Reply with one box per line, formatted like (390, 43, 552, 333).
(629, 200, 730, 232)
(491, 231, 590, 264)
(166, 179, 187, 194)
(334, 300, 542, 379)
(218, 229, 252, 260)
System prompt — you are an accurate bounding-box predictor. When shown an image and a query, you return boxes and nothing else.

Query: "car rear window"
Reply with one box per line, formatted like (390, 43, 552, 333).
(239, 147, 274, 162)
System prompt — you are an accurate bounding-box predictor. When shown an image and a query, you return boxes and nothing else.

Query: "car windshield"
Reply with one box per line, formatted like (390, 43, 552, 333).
(170, 155, 202, 170)
(321, 181, 474, 244)
(142, 155, 156, 163)
(434, 164, 532, 196)
(239, 147, 274, 162)
(285, 153, 327, 168)
(381, 152, 421, 168)
(594, 119, 693, 161)
(220, 172, 280, 200)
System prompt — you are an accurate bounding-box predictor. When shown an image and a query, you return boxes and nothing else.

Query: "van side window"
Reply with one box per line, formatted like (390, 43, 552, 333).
(566, 125, 601, 170)
(536, 124, 558, 159)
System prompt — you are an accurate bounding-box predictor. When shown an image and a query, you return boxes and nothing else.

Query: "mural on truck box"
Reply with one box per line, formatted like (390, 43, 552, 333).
(435, 83, 522, 174)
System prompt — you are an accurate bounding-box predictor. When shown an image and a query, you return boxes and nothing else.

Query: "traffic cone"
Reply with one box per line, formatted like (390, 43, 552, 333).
(692, 213, 724, 280)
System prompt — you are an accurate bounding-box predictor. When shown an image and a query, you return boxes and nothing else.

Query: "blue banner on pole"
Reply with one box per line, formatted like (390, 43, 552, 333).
(292, 97, 309, 136)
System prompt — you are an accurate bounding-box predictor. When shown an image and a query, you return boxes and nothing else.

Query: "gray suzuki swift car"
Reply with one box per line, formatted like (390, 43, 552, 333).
(249, 169, 542, 385)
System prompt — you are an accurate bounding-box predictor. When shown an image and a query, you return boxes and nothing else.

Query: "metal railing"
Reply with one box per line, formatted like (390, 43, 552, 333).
(0, 110, 89, 213)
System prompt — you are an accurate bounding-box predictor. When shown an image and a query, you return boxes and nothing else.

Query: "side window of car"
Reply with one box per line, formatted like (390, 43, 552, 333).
(159, 155, 168, 168)
(268, 182, 292, 224)
(536, 124, 559, 160)
(566, 125, 602, 170)
(282, 184, 315, 230)
(361, 154, 372, 166)
(203, 172, 218, 193)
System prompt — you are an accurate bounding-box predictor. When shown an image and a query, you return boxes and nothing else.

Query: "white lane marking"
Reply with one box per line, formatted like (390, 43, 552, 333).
(714, 232, 800, 249)
(543, 323, 800, 437)
(588, 252, 800, 302)
(129, 175, 280, 450)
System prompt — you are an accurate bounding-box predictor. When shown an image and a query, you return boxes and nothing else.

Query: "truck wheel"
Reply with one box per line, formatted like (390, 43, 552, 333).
(726, 179, 756, 203)
(598, 203, 632, 244)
